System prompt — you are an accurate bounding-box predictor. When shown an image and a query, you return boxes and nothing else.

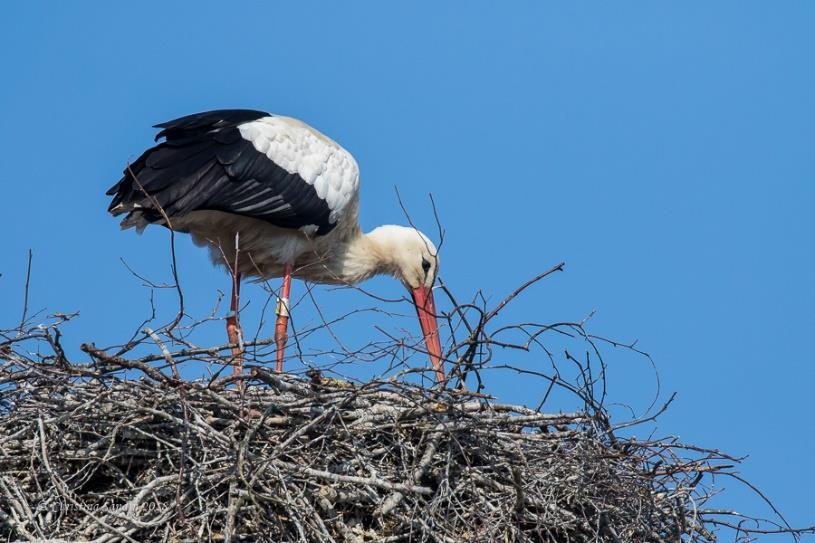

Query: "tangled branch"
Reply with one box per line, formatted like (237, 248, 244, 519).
(0, 260, 811, 542)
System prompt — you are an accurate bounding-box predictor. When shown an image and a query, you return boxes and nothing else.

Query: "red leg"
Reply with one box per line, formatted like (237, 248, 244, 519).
(226, 271, 243, 382)
(275, 263, 294, 372)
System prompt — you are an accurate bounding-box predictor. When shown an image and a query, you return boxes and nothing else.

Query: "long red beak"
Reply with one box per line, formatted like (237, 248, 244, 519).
(411, 286, 445, 384)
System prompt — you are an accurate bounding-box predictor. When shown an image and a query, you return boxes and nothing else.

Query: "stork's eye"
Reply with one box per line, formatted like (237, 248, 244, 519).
(421, 257, 431, 273)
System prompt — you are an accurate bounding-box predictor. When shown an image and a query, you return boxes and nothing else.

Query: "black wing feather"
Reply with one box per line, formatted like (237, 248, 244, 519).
(107, 109, 336, 234)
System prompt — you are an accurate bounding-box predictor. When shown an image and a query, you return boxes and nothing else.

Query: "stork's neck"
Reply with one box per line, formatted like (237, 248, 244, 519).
(336, 227, 400, 284)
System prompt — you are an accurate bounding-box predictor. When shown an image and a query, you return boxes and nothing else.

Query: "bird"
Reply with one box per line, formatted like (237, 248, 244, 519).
(106, 109, 444, 383)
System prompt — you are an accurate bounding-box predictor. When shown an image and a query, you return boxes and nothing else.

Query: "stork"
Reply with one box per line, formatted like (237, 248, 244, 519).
(106, 109, 444, 383)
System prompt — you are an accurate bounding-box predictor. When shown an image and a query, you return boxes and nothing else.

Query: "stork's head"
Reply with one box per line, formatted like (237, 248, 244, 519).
(367, 225, 444, 382)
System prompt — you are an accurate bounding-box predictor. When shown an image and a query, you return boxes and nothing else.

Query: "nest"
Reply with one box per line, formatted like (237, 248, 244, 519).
(1, 262, 806, 542)
(0, 355, 740, 543)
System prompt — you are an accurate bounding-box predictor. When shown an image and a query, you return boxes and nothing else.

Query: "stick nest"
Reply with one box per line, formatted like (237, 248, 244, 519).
(1, 362, 726, 543)
(1, 263, 805, 542)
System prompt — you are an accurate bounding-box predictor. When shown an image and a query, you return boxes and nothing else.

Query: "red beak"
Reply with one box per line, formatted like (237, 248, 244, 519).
(411, 286, 445, 384)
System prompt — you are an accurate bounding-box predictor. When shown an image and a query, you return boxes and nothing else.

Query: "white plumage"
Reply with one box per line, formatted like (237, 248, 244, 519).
(238, 116, 360, 225)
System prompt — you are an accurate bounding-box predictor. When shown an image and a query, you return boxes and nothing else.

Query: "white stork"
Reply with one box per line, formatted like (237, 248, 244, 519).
(106, 109, 444, 383)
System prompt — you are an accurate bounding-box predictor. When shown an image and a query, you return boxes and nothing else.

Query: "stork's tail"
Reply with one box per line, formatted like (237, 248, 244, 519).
(105, 149, 168, 232)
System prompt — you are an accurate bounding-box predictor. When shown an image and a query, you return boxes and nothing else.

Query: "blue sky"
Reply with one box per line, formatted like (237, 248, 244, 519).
(1, 1, 813, 537)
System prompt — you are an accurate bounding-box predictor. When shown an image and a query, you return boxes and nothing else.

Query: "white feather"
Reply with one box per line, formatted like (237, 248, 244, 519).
(237, 116, 360, 223)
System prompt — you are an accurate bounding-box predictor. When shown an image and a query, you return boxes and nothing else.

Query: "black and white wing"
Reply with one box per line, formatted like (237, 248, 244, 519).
(107, 109, 360, 236)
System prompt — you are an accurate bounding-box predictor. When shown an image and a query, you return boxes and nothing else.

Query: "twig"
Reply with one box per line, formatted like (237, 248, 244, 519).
(17, 249, 33, 334)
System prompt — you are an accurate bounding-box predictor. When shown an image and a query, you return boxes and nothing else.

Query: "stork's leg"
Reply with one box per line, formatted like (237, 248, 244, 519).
(275, 262, 294, 372)
(226, 270, 244, 383)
